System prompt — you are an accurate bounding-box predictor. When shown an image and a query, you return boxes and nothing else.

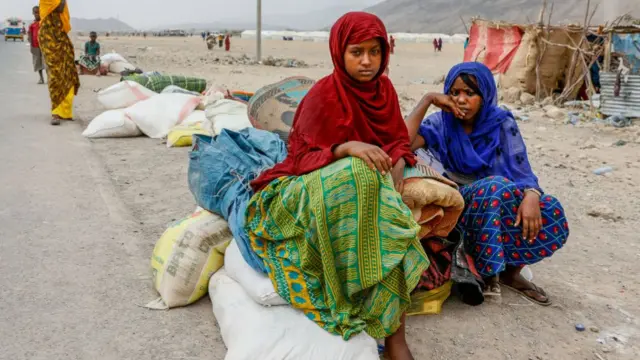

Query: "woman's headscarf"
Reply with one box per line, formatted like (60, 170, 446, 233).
(40, 0, 71, 33)
(251, 12, 415, 191)
(420, 62, 511, 175)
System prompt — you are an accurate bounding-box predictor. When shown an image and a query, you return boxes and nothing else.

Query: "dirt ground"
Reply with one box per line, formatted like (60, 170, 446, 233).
(73, 35, 640, 360)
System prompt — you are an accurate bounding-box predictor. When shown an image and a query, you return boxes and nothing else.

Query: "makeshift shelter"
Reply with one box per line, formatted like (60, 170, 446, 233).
(600, 26, 640, 118)
(464, 19, 588, 99)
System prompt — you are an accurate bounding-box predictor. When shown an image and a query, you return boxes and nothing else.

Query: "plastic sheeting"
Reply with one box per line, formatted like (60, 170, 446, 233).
(611, 33, 640, 74)
(464, 22, 523, 74)
(188, 129, 287, 273)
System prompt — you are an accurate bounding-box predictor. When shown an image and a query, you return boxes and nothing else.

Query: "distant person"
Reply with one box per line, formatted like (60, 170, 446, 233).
(433, 38, 438, 52)
(38, 0, 80, 125)
(438, 37, 443, 52)
(201, 31, 206, 41)
(85, 31, 101, 57)
(464, 37, 469, 49)
(78, 31, 101, 75)
(28, 6, 46, 85)
(218, 34, 224, 48)
(206, 33, 215, 50)
(389, 35, 395, 54)
(224, 33, 231, 51)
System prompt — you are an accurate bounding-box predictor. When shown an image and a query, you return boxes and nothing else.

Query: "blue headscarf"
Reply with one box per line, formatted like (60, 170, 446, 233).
(420, 62, 511, 174)
(419, 62, 541, 191)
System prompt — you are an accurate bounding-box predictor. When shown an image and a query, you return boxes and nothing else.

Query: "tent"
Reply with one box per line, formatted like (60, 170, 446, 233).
(464, 19, 588, 98)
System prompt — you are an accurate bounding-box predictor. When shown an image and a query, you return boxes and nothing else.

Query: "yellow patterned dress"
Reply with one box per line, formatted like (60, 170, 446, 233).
(246, 157, 430, 340)
(38, 7, 79, 119)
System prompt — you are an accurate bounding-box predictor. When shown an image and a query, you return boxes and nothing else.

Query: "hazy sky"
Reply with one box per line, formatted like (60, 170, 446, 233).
(2, 0, 381, 28)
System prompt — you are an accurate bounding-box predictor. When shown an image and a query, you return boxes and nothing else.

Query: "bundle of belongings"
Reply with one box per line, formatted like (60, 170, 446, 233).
(122, 74, 207, 94)
(137, 77, 484, 359)
(99, 52, 139, 75)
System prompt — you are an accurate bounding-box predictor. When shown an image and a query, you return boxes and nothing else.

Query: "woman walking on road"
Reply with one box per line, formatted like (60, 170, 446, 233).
(38, 0, 80, 125)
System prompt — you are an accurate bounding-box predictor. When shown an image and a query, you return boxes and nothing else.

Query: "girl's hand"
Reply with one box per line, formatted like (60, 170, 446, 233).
(515, 191, 542, 241)
(334, 141, 392, 174)
(391, 158, 406, 194)
(427, 93, 465, 119)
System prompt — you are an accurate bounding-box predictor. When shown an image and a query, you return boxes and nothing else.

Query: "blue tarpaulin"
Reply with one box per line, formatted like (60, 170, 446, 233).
(188, 128, 287, 273)
(611, 33, 640, 74)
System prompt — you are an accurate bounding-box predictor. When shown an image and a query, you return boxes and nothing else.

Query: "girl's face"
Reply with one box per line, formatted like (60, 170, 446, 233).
(449, 75, 483, 124)
(343, 38, 383, 82)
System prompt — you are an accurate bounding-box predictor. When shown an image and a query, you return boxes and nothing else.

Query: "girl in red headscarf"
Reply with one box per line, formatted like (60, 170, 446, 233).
(246, 12, 428, 359)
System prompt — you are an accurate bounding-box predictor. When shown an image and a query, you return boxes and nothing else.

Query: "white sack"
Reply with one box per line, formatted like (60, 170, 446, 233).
(82, 109, 142, 138)
(82, 110, 142, 138)
(224, 240, 287, 307)
(126, 93, 200, 139)
(209, 269, 378, 360)
(97, 81, 157, 110)
(108, 61, 136, 74)
(205, 99, 253, 135)
(100, 52, 127, 65)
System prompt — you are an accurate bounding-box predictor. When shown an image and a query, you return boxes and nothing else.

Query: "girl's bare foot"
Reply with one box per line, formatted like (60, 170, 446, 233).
(384, 314, 414, 360)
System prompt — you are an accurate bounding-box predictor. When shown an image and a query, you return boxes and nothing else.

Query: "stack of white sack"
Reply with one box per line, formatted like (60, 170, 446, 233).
(209, 265, 379, 360)
(85, 82, 253, 142)
(85, 82, 203, 140)
(100, 52, 136, 74)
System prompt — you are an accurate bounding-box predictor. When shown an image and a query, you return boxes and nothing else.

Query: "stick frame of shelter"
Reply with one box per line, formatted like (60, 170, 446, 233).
(604, 32, 613, 72)
(460, 15, 470, 34)
(561, 0, 590, 103)
(555, 1, 602, 107)
(535, 0, 553, 101)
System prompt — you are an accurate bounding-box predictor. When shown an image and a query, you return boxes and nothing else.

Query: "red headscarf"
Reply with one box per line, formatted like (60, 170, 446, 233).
(251, 12, 415, 191)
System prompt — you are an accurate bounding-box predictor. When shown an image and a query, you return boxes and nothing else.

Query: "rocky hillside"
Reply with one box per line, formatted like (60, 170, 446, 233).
(366, 0, 638, 33)
(71, 17, 134, 32)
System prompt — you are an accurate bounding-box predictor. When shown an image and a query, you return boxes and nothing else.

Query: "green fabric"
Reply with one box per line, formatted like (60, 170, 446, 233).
(122, 74, 207, 93)
(78, 54, 100, 71)
(85, 41, 100, 56)
(246, 157, 430, 340)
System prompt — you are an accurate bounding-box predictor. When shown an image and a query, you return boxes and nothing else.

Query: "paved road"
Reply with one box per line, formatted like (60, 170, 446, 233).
(0, 40, 223, 359)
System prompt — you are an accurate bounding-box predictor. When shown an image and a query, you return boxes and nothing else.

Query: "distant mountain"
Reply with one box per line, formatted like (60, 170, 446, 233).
(263, 2, 377, 30)
(154, 1, 378, 31)
(71, 17, 135, 32)
(366, 0, 639, 33)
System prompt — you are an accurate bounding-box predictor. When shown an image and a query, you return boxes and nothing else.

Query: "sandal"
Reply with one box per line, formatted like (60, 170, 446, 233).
(51, 117, 61, 126)
(501, 282, 552, 306)
(483, 276, 501, 297)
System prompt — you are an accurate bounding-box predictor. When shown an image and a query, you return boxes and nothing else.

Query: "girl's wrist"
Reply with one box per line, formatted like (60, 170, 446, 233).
(524, 188, 541, 198)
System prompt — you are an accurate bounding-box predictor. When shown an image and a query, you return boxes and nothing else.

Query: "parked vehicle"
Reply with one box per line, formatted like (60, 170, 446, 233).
(4, 17, 24, 42)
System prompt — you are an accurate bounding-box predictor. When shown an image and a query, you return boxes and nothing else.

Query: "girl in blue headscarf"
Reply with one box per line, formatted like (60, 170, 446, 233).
(405, 62, 569, 306)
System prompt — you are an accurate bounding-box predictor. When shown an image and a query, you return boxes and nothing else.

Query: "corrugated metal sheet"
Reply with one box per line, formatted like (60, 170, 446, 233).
(600, 73, 640, 118)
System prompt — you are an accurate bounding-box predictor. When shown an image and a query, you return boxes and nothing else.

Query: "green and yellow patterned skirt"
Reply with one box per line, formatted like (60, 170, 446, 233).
(246, 157, 430, 340)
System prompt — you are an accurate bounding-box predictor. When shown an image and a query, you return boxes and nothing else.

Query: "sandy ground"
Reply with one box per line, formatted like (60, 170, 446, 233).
(63, 35, 640, 359)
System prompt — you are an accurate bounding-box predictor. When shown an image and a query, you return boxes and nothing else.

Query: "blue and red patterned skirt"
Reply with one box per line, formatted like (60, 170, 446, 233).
(457, 176, 569, 278)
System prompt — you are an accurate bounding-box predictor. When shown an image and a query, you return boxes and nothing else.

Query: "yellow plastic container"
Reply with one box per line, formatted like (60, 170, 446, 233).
(407, 281, 453, 316)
